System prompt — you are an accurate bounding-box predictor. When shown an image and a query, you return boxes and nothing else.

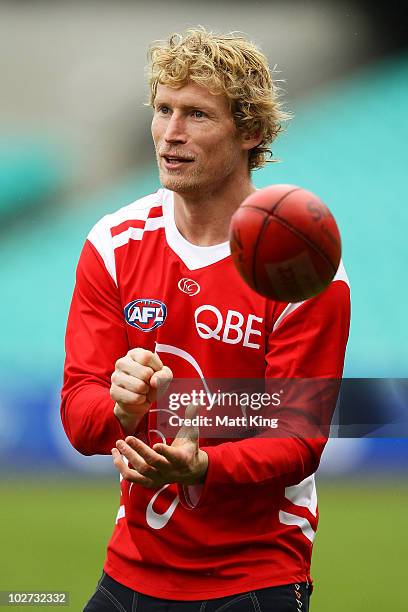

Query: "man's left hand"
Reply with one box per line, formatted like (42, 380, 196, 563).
(111, 403, 208, 488)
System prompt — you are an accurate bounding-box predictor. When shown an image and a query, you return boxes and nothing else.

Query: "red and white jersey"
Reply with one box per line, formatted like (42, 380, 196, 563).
(61, 187, 350, 600)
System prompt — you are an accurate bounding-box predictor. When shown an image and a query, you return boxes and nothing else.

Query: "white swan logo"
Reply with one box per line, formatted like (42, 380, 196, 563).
(146, 484, 180, 529)
(177, 278, 200, 296)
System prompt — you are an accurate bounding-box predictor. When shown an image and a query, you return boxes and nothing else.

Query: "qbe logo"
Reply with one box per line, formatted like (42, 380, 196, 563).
(194, 305, 263, 349)
(124, 299, 167, 332)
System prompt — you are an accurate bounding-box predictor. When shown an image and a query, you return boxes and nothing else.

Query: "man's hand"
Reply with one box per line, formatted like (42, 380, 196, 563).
(111, 348, 173, 435)
(111, 403, 208, 488)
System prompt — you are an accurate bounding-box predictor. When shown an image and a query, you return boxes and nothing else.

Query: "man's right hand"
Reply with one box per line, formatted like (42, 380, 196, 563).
(111, 348, 173, 435)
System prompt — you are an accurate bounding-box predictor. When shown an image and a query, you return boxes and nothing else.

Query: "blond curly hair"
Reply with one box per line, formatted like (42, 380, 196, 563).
(147, 27, 291, 170)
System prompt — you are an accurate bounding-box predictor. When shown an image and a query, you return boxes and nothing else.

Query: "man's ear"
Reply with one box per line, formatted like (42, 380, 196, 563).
(241, 132, 263, 151)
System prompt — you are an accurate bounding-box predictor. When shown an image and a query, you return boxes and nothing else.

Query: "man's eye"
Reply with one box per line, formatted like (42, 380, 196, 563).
(192, 110, 204, 118)
(158, 106, 170, 114)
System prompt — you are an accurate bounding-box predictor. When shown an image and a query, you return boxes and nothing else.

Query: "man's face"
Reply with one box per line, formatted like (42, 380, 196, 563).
(151, 82, 246, 195)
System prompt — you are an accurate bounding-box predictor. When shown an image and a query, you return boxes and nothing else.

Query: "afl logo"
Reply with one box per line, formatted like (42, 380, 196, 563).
(178, 278, 200, 296)
(124, 299, 167, 332)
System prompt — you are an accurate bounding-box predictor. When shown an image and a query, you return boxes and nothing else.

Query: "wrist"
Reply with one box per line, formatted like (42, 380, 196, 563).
(113, 403, 145, 435)
(195, 450, 209, 484)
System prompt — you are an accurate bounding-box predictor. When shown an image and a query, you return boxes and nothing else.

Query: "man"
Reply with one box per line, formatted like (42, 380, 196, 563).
(61, 28, 350, 611)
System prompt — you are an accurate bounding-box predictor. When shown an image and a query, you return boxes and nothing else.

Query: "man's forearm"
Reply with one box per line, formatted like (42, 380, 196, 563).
(203, 435, 326, 488)
(61, 384, 133, 455)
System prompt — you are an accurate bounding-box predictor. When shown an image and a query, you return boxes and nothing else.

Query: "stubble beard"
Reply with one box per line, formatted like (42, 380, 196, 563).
(158, 164, 203, 194)
(156, 148, 239, 197)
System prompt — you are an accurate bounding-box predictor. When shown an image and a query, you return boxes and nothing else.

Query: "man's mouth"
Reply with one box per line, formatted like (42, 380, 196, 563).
(162, 155, 194, 167)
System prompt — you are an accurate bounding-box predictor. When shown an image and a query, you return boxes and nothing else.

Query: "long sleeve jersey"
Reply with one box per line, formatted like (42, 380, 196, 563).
(61, 188, 350, 600)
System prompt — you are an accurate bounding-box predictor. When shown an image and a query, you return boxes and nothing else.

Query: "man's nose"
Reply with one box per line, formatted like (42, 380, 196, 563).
(164, 113, 187, 143)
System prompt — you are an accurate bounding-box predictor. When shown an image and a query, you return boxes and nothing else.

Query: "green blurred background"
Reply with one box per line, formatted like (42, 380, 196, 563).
(0, 1, 407, 610)
(1, 478, 406, 610)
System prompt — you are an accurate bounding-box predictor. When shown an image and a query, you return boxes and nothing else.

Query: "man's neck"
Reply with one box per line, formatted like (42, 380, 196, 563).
(173, 176, 255, 246)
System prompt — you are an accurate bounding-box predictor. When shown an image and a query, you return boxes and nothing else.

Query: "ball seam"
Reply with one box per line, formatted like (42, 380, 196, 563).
(270, 215, 337, 273)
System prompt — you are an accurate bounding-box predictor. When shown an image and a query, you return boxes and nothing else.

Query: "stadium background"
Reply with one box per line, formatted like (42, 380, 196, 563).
(0, 1, 407, 609)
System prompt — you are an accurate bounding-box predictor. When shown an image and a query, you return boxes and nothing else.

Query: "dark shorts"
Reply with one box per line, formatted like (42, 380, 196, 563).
(84, 572, 310, 612)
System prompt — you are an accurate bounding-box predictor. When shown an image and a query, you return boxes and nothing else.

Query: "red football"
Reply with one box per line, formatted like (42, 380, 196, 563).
(229, 184, 342, 302)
